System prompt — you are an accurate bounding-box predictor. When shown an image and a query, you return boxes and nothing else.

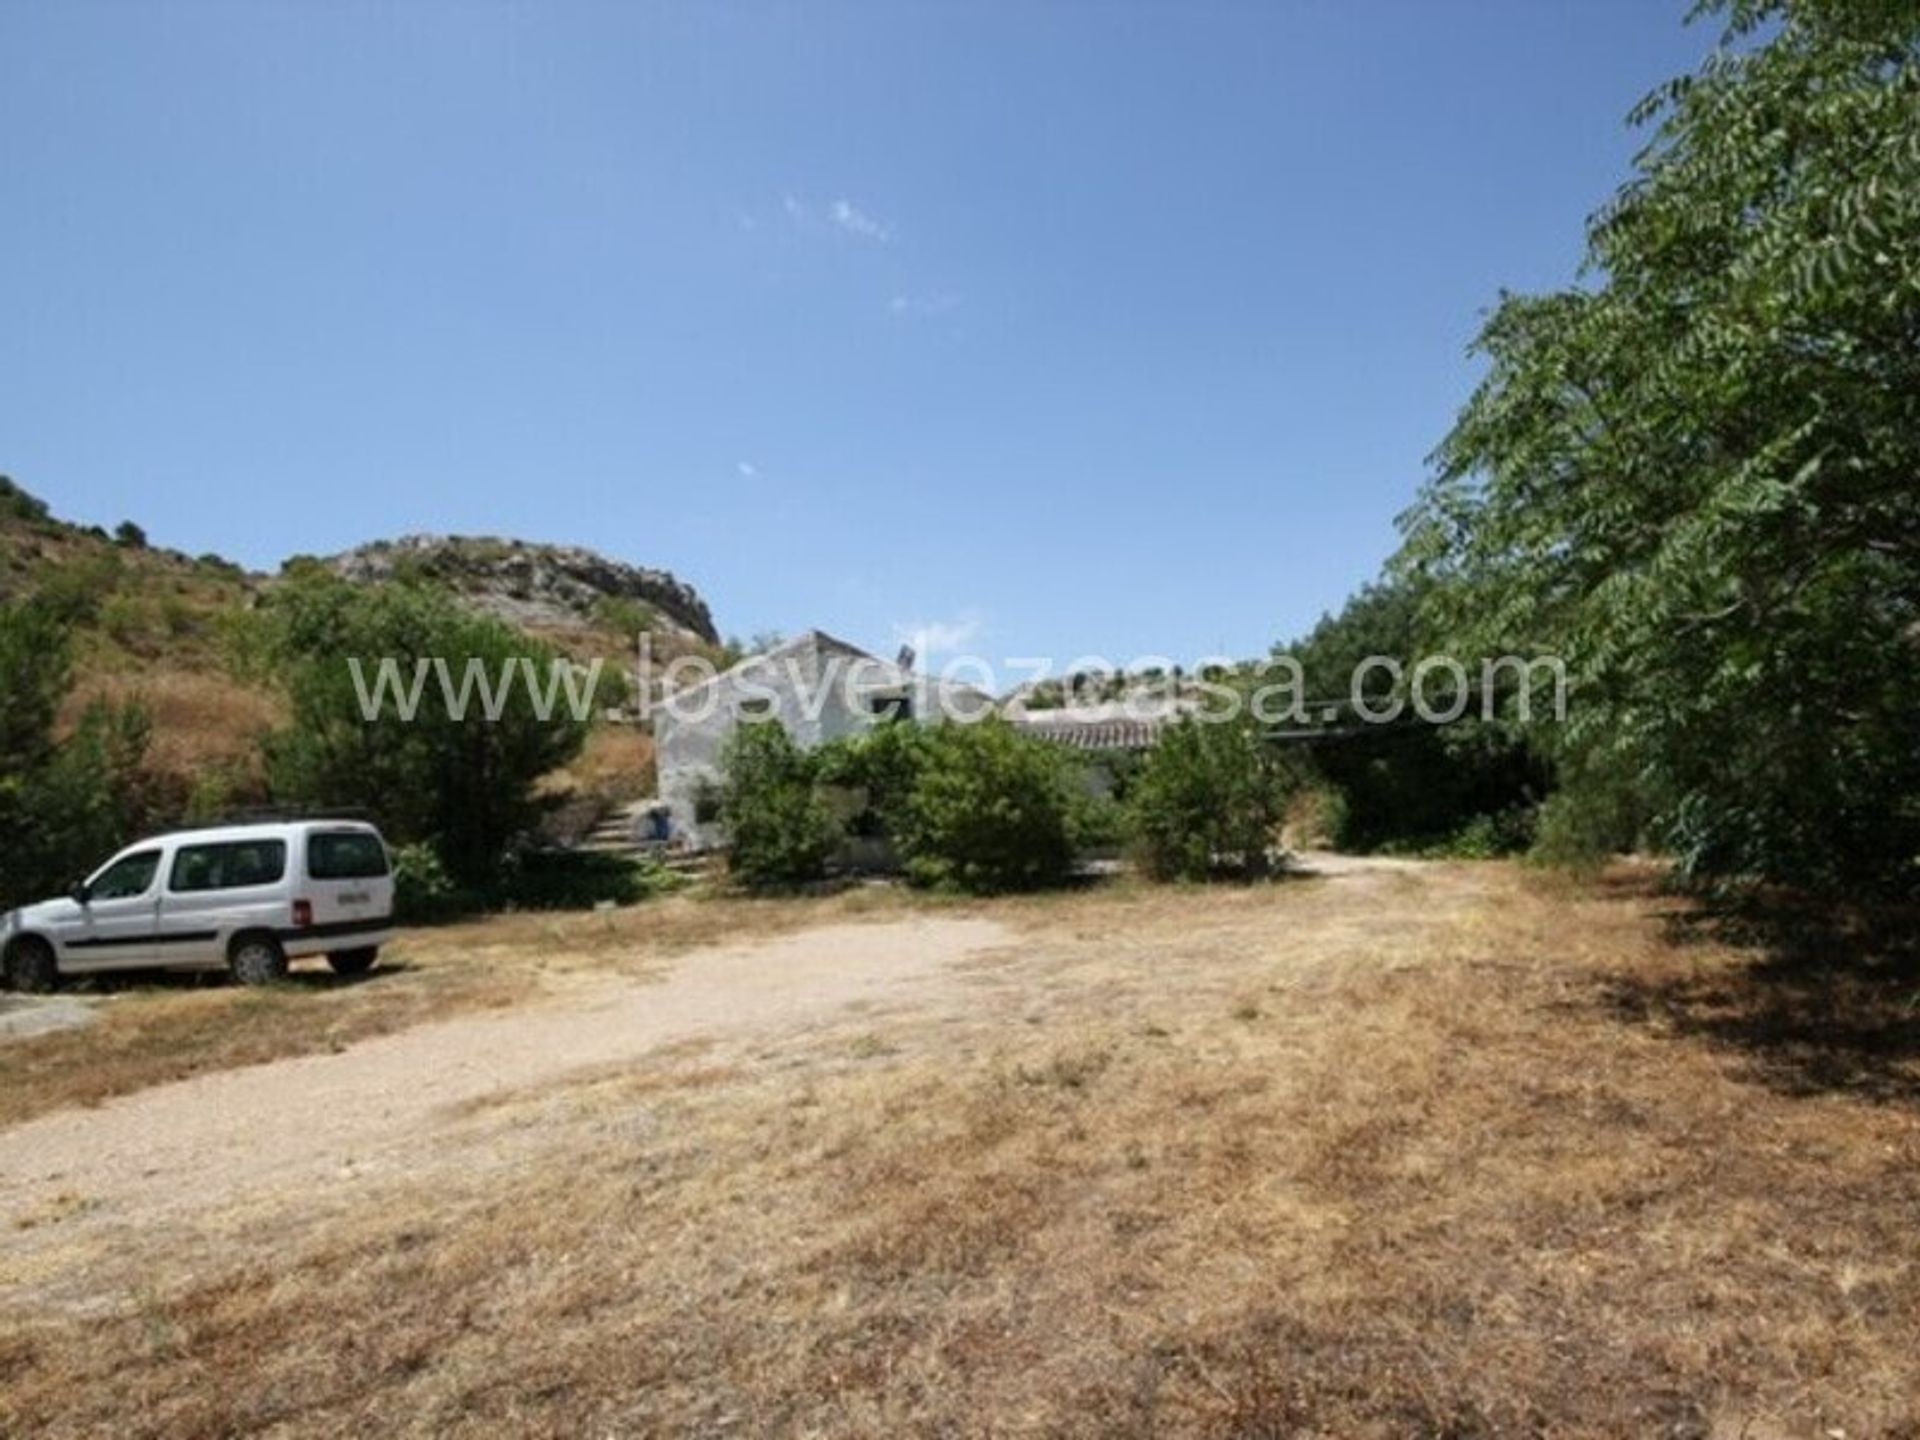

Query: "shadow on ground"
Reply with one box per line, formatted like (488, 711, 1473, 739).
(68, 961, 413, 995)
(1598, 875, 1920, 1104)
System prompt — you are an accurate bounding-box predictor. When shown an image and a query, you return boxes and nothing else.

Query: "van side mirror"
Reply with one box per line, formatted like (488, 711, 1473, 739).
(69, 880, 91, 905)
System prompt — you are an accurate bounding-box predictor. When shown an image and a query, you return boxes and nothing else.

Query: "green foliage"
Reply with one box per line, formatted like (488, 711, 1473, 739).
(897, 718, 1077, 893)
(1393, 808, 1537, 861)
(591, 595, 658, 637)
(1280, 578, 1546, 853)
(1127, 716, 1293, 880)
(390, 842, 462, 923)
(718, 720, 843, 890)
(0, 601, 154, 908)
(1401, 0, 1920, 897)
(1068, 784, 1128, 854)
(814, 720, 931, 840)
(0, 476, 51, 526)
(261, 575, 602, 889)
(31, 551, 124, 627)
(496, 849, 672, 912)
(112, 520, 148, 549)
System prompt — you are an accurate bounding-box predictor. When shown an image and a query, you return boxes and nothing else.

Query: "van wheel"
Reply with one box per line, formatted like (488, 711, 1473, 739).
(229, 933, 288, 986)
(328, 947, 378, 977)
(4, 937, 58, 993)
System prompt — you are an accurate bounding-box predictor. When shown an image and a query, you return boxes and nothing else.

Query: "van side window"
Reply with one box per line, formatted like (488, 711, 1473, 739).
(307, 832, 390, 880)
(169, 841, 289, 893)
(91, 850, 161, 900)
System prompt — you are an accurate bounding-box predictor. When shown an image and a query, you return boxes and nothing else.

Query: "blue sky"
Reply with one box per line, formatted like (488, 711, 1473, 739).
(1, 1, 1716, 667)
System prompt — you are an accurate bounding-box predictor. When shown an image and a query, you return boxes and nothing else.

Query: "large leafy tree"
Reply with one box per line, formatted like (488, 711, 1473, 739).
(1401, 0, 1920, 895)
(263, 577, 601, 887)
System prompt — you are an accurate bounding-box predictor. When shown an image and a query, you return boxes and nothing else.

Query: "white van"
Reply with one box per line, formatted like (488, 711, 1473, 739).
(0, 819, 396, 991)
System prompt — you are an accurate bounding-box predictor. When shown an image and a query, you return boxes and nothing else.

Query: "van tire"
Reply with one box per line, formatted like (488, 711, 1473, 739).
(4, 936, 59, 993)
(229, 932, 288, 986)
(328, 947, 378, 977)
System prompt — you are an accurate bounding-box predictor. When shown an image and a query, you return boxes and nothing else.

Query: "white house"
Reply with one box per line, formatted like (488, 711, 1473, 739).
(652, 630, 992, 849)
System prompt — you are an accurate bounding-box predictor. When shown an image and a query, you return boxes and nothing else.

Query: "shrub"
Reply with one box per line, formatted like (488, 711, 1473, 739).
(1413, 807, 1535, 860)
(1127, 716, 1292, 881)
(0, 476, 51, 526)
(814, 721, 930, 841)
(113, 520, 148, 549)
(496, 849, 674, 910)
(898, 718, 1077, 893)
(391, 842, 464, 923)
(718, 720, 842, 890)
(0, 601, 154, 908)
(591, 595, 658, 637)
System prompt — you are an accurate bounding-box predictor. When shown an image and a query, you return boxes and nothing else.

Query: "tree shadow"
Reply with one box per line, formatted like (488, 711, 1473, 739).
(1598, 879, 1920, 1104)
(72, 958, 415, 995)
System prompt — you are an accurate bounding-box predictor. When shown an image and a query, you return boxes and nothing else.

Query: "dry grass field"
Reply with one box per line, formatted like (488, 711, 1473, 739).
(3, 860, 1918, 1438)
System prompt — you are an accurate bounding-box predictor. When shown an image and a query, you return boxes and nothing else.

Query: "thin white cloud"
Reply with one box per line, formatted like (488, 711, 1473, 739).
(781, 192, 894, 244)
(892, 612, 983, 661)
(829, 198, 892, 243)
(736, 461, 758, 479)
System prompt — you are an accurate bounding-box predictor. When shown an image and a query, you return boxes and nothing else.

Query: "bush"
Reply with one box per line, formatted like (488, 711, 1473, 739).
(718, 721, 842, 890)
(814, 721, 930, 841)
(898, 718, 1077, 893)
(1127, 716, 1292, 881)
(1413, 808, 1535, 861)
(113, 520, 148, 549)
(0, 476, 51, 526)
(391, 842, 464, 923)
(496, 849, 674, 910)
(0, 601, 154, 908)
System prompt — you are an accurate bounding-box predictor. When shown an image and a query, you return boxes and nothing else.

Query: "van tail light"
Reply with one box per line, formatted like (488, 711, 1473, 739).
(291, 899, 313, 928)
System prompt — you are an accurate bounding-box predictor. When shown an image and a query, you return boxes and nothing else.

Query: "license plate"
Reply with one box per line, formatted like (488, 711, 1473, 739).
(339, 892, 370, 906)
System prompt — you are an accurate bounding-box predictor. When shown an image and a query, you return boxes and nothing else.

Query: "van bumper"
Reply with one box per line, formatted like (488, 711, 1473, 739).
(280, 919, 396, 958)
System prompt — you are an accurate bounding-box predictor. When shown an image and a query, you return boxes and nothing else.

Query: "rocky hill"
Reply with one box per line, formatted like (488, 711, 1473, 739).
(1, 476, 722, 814)
(317, 534, 718, 646)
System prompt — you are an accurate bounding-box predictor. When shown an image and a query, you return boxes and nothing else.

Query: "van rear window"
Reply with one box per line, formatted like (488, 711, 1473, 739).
(170, 841, 288, 893)
(308, 832, 390, 880)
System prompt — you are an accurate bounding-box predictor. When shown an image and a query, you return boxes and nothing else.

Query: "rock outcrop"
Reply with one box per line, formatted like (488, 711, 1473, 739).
(317, 534, 718, 644)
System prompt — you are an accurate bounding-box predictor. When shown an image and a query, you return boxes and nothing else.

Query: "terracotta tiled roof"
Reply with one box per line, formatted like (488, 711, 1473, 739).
(1013, 714, 1170, 751)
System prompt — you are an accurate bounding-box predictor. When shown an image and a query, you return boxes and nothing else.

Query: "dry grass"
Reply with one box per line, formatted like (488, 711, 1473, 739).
(539, 723, 657, 807)
(66, 666, 285, 788)
(6, 864, 1920, 1436)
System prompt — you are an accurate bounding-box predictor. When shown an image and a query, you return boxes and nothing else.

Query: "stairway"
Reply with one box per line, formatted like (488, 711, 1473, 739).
(576, 800, 654, 855)
(574, 799, 718, 880)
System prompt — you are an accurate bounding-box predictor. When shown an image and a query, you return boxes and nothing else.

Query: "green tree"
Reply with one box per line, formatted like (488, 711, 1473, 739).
(262, 576, 601, 889)
(0, 601, 153, 908)
(718, 720, 842, 889)
(1401, 0, 1920, 896)
(1128, 715, 1292, 880)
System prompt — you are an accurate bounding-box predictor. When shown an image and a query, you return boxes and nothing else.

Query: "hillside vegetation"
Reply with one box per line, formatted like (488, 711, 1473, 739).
(0, 477, 719, 892)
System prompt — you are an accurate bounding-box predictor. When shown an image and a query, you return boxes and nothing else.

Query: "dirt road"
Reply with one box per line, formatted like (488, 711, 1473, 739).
(0, 915, 1011, 1276)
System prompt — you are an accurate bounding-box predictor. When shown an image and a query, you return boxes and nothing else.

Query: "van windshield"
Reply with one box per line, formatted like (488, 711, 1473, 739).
(307, 832, 390, 880)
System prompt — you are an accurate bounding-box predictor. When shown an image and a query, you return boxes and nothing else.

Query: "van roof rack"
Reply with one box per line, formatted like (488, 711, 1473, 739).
(172, 805, 379, 832)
